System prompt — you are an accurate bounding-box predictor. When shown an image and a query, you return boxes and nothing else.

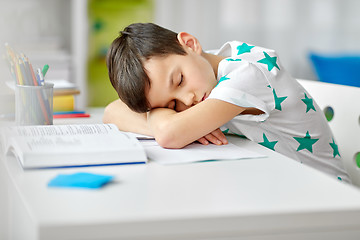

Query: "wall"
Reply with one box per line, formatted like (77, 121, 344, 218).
(0, 0, 75, 116)
(1, 0, 359, 112)
(87, 0, 153, 107)
(155, 0, 360, 80)
(0, 0, 72, 80)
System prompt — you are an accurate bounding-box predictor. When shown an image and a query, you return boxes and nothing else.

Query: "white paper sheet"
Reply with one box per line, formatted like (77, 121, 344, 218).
(141, 140, 266, 165)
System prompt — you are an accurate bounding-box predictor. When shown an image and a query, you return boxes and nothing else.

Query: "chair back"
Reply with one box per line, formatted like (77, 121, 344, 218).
(298, 79, 360, 186)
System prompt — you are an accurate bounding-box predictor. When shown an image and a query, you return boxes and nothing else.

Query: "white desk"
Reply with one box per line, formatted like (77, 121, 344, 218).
(1, 108, 360, 240)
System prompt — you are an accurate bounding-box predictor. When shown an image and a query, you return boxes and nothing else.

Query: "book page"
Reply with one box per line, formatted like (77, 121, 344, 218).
(4, 124, 139, 155)
(141, 140, 266, 165)
(8, 124, 119, 137)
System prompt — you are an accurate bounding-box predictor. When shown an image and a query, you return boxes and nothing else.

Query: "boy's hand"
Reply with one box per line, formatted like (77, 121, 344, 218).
(197, 128, 228, 145)
(172, 104, 228, 146)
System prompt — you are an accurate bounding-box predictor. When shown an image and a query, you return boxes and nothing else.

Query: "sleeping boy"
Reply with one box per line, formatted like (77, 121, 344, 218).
(103, 23, 350, 183)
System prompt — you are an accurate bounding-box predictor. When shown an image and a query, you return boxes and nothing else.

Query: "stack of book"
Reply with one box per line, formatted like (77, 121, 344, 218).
(50, 80, 90, 118)
(51, 79, 79, 112)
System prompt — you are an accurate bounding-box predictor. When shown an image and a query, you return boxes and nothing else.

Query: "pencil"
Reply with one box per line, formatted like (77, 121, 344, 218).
(24, 55, 38, 86)
(19, 58, 30, 85)
(15, 58, 24, 85)
(36, 89, 50, 124)
(21, 54, 34, 86)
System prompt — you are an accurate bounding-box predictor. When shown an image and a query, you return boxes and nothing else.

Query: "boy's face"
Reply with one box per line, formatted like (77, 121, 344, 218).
(144, 37, 218, 112)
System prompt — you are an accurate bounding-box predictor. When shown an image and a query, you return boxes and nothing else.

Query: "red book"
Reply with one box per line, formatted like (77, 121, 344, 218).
(53, 113, 90, 119)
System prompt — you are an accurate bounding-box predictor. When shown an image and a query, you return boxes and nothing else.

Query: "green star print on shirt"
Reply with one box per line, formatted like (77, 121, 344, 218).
(294, 131, 319, 153)
(301, 93, 316, 113)
(259, 133, 278, 151)
(330, 138, 341, 158)
(273, 89, 287, 111)
(216, 74, 230, 87)
(237, 43, 254, 55)
(226, 58, 242, 62)
(258, 52, 280, 71)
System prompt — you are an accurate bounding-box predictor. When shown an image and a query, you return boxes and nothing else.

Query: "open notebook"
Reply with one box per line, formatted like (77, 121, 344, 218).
(137, 136, 266, 165)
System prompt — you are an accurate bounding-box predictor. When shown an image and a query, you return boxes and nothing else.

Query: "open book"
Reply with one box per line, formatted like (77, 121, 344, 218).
(0, 124, 147, 168)
(141, 140, 266, 165)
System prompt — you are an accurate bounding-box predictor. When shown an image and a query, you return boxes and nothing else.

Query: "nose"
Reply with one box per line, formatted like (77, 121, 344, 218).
(181, 91, 196, 106)
(176, 90, 195, 107)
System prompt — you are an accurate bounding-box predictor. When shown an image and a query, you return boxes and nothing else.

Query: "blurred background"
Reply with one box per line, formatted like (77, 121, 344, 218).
(0, 0, 359, 114)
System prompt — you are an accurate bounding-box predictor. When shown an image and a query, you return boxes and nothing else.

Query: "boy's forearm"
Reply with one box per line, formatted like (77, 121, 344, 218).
(148, 99, 246, 149)
(147, 107, 218, 149)
(103, 99, 153, 136)
(147, 108, 185, 148)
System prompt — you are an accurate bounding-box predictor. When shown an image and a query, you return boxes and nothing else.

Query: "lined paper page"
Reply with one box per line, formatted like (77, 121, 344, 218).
(141, 140, 266, 165)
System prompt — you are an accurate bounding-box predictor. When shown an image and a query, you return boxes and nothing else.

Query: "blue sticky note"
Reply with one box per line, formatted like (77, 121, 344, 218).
(48, 172, 114, 189)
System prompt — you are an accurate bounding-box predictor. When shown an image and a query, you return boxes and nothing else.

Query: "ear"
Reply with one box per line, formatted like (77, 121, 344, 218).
(177, 32, 202, 54)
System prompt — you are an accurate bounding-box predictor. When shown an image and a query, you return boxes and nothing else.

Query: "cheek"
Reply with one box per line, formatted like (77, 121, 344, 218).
(186, 55, 216, 87)
(194, 61, 213, 81)
(199, 59, 216, 83)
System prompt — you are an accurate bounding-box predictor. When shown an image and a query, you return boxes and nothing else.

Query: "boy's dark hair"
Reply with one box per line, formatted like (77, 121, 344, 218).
(106, 23, 187, 113)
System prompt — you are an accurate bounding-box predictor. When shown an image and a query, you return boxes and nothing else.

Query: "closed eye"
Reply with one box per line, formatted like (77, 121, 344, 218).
(178, 74, 183, 86)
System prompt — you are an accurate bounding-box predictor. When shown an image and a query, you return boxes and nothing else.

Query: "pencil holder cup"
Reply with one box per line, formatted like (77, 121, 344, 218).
(15, 83, 54, 125)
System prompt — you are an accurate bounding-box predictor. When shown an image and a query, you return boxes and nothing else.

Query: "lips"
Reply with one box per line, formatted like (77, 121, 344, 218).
(202, 93, 207, 101)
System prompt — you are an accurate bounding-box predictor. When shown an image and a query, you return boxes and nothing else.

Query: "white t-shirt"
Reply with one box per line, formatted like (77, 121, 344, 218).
(207, 41, 350, 183)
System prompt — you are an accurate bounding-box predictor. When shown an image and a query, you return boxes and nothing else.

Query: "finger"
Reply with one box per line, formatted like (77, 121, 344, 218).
(204, 133, 223, 145)
(211, 129, 228, 144)
(197, 137, 209, 145)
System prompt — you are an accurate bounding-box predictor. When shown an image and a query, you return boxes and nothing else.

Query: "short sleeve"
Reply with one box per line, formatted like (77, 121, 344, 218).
(207, 60, 275, 122)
